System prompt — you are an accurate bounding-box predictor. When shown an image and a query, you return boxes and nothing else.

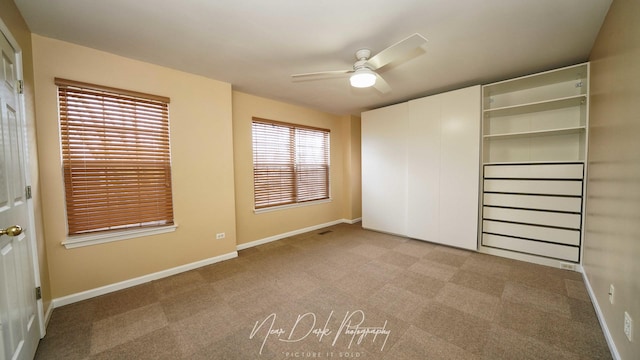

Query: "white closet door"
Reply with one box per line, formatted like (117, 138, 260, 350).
(407, 95, 441, 242)
(361, 102, 408, 235)
(406, 85, 480, 250)
(439, 86, 481, 250)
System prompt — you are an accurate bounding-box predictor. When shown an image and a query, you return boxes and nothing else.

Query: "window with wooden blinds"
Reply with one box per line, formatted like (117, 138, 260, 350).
(252, 118, 330, 209)
(56, 78, 174, 235)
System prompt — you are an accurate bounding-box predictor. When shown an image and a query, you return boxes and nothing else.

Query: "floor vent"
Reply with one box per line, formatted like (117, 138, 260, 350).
(318, 230, 333, 235)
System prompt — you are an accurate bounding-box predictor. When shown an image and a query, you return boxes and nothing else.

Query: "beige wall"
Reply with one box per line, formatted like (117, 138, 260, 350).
(32, 35, 237, 298)
(28, 34, 363, 298)
(585, 0, 640, 358)
(0, 0, 52, 310)
(232, 91, 359, 245)
(342, 115, 362, 220)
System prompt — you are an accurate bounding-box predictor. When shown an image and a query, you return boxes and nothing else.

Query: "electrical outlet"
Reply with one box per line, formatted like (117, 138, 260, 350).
(216, 232, 225, 240)
(609, 284, 615, 304)
(624, 312, 633, 342)
(560, 262, 575, 271)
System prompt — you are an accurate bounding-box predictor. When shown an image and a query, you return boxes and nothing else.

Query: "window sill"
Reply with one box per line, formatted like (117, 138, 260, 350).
(61, 224, 178, 249)
(254, 198, 331, 214)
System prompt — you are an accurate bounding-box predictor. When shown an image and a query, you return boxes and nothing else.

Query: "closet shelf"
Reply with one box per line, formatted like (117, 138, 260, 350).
(482, 63, 588, 99)
(483, 94, 586, 116)
(483, 126, 585, 140)
(483, 160, 586, 166)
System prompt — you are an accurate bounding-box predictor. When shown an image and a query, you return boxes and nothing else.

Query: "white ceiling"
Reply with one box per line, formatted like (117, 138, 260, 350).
(15, 0, 611, 115)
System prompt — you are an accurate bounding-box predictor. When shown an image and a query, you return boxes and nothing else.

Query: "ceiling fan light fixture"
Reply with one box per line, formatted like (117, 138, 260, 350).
(350, 69, 376, 88)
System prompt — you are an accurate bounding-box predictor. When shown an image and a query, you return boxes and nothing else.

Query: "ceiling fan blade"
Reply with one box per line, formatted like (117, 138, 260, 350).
(367, 33, 428, 70)
(291, 70, 352, 82)
(373, 74, 391, 94)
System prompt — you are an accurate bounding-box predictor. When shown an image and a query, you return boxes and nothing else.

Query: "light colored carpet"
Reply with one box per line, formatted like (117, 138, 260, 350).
(35, 223, 611, 359)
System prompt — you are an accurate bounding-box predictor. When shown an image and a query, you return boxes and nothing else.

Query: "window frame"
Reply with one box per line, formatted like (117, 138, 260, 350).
(251, 117, 331, 212)
(56, 78, 177, 248)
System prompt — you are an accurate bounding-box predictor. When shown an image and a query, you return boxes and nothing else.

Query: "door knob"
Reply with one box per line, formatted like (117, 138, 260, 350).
(0, 225, 23, 237)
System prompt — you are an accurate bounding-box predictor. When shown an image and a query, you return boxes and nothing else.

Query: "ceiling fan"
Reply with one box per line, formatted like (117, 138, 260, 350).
(291, 33, 428, 94)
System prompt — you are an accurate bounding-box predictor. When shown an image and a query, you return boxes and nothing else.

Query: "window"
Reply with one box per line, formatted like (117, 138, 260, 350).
(56, 78, 174, 236)
(252, 118, 330, 210)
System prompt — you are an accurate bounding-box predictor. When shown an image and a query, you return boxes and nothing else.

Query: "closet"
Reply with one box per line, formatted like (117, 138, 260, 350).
(362, 63, 589, 267)
(362, 85, 481, 250)
(480, 63, 589, 265)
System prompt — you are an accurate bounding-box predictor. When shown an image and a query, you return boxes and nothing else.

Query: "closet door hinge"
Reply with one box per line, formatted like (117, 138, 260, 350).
(25, 185, 32, 199)
(17, 80, 24, 94)
(35, 286, 42, 300)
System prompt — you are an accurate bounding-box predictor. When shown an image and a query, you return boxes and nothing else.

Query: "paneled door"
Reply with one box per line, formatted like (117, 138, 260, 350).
(0, 30, 40, 360)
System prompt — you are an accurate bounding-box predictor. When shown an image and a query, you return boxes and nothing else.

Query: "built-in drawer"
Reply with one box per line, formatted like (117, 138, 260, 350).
(484, 163, 584, 179)
(484, 179, 582, 196)
(481, 162, 585, 262)
(482, 233, 579, 262)
(483, 206, 581, 229)
(482, 220, 580, 246)
(483, 193, 582, 213)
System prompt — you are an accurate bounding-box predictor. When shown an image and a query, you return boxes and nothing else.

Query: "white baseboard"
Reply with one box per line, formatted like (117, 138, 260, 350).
(49, 218, 363, 310)
(478, 245, 584, 272)
(343, 217, 362, 224)
(51, 251, 238, 308)
(43, 302, 54, 325)
(582, 269, 620, 360)
(236, 218, 361, 251)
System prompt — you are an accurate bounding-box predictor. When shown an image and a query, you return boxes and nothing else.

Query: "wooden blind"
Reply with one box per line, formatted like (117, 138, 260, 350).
(252, 118, 330, 209)
(56, 78, 174, 235)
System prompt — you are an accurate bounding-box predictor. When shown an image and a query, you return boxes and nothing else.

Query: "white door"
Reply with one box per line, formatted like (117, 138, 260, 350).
(361, 102, 409, 236)
(438, 85, 480, 250)
(407, 94, 441, 242)
(0, 30, 40, 360)
(406, 86, 480, 250)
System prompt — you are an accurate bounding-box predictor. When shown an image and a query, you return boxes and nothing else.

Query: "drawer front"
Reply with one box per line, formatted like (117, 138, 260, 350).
(482, 233, 579, 262)
(484, 179, 582, 196)
(483, 206, 581, 229)
(482, 220, 580, 246)
(483, 193, 582, 213)
(484, 163, 584, 179)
